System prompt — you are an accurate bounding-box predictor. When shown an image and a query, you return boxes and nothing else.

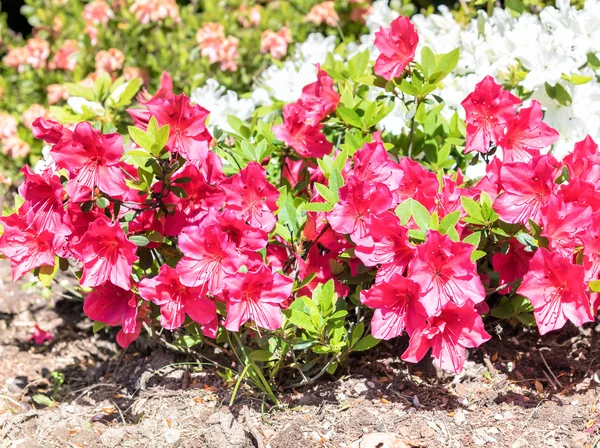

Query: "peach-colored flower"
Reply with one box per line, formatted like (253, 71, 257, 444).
(196, 22, 225, 64)
(52, 16, 63, 33)
(238, 4, 261, 28)
(1, 136, 30, 159)
(95, 48, 125, 73)
(305, 1, 339, 27)
(24, 37, 50, 70)
(260, 27, 292, 59)
(83, 0, 114, 45)
(218, 36, 239, 72)
(47, 84, 70, 105)
(123, 67, 150, 85)
(22, 104, 50, 130)
(49, 39, 78, 71)
(3, 47, 29, 72)
(129, 0, 181, 25)
(196, 23, 239, 71)
(0, 113, 18, 139)
(0, 172, 12, 186)
(51, 0, 68, 4)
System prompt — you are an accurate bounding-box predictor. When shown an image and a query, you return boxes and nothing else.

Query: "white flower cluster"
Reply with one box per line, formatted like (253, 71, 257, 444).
(190, 79, 254, 134)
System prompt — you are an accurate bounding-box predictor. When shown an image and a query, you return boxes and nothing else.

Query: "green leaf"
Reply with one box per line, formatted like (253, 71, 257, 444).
(129, 235, 150, 246)
(505, 0, 525, 14)
(301, 202, 334, 212)
(314, 183, 338, 205)
(461, 197, 484, 223)
(462, 231, 481, 247)
(589, 280, 600, 292)
(286, 309, 317, 334)
(249, 350, 272, 362)
(95, 197, 109, 209)
(561, 73, 592, 85)
(439, 211, 461, 235)
(93, 321, 106, 333)
(350, 322, 365, 347)
(420, 46, 436, 79)
(337, 107, 363, 129)
(329, 168, 344, 200)
(33, 395, 55, 407)
(128, 126, 153, 152)
(471, 250, 487, 262)
(352, 335, 380, 352)
(227, 115, 245, 135)
(545, 82, 572, 107)
(326, 362, 338, 375)
(411, 199, 431, 231)
(38, 263, 58, 288)
(63, 83, 95, 101)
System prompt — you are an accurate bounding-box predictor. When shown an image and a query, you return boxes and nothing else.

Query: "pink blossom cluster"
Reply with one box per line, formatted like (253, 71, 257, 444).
(273, 68, 341, 158)
(3, 37, 50, 72)
(260, 27, 292, 60)
(129, 0, 181, 25)
(95, 48, 126, 74)
(465, 77, 599, 335)
(305, 1, 339, 28)
(237, 4, 261, 29)
(83, 0, 114, 45)
(0, 113, 30, 159)
(196, 23, 240, 72)
(0, 77, 294, 348)
(49, 40, 79, 72)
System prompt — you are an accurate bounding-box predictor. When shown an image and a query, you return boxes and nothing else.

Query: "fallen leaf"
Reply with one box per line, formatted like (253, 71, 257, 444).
(534, 380, 544, 393)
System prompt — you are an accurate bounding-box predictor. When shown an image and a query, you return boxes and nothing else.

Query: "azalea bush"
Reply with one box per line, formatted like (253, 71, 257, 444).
(2, 2, 600, 398)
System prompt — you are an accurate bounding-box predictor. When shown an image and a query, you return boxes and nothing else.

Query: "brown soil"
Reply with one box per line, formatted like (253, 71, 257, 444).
(1, 260, 600, 448)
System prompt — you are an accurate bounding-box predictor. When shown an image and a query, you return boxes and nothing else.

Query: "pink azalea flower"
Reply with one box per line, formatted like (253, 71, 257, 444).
(395, 158, 439, 211)
(517, 248, 593, 335)
(498, 100, 559, 163)
(17, 166, 70, 236)
(360, 273, 425, 340)
(50, 122, 128, 202)
(220, 162, 280, 232)
(0, 213, 56, 281)
(493, 155, 559, 225)
(563, 135, 600, 186)
(353, 140, 403, 192)
(129, 0, 180, 24)
(402, 301, 491, 373)
(30, 323, 53, 345)
(177, 225, 243, 293)
(84, 283, 138, 335)
(407, 230, 485, 316)
(273, 103, 333, 158)
(298, 68, 340, 124)
(72, 218, 138, 290)
(296, 247, 350, 299)
(128, 93, 213, 162)
(139, 265, 217, 330)
(223, 264, 293, 331)
(31, 117, 64, 145)
(374, 16, 419, 80)
(461, 76, 522, 154)
(491, 238, 533, 293)
(354, 213, 414, 282)
(327, 176, 393, 242)
(540, 195, 592, 258)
